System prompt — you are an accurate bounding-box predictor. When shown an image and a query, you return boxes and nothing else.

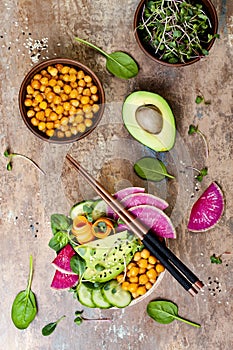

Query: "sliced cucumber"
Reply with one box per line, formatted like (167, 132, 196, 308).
(70, 200, 94, 220)
(92, 200, 107, 221)
(102, 280, 132, 308)
(92, 288, 112, 309)
(77, 283, 96, 308)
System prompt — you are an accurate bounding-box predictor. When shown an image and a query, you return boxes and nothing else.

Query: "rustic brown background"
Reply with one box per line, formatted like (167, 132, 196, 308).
(0, 1, 232, 349)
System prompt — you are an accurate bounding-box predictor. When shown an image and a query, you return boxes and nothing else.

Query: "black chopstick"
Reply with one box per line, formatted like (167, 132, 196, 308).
(66, 154, 204, 296)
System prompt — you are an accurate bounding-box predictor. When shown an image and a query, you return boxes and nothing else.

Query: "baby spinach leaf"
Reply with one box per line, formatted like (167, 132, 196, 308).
(11, 255, 37, 329)
(74, 37, 138, 79)
(51, 214, 72, 234)
(134, 157, 174, 182)
(42, 315, 66, 336)
(48, 231, 69, 252)
(147, 300, 201, 328)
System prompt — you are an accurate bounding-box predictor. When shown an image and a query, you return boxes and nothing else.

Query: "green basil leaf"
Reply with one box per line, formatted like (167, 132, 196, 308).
(134, 157, 174, 182)
(48, 231, 69, 252)
(51, 214, 71, 234)
(70, 255, 86, 275)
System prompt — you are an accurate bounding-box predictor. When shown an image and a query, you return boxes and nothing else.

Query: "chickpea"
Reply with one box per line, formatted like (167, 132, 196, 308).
(53, 85, 61, 94)
(127, 262, 136, 270)
(38, 121, 46, 131)
(141, 249, 150, 259)
(40, 76, 49, 85)
(65, 130, 72, 138)
(69, 89, 78, 99)
(83, 88, 91, 96)
(148, 256, 157, 265)
(129, 276, 139, 283)
(31, 117, 39, 126)
(46, 91, 55, 102)
(70, 81, 78, 88)
(136, 286, 147, 296)
(24, 98, 32, 107)
(92, 104, 100, 113)
(91, 94, 99, 102)
(138, 267, 146, 274)
(63, 74, 70, 82)
(70, 126, 78, 135)
(145, 282, 153, 290)
(63, 102, 71, 111)
(127, 284, 138, 293)
(39, 101, 47, 110)
(33, 74, 42, 80)
(84, 75, 92, 83)
(61, 66, 70, 74)
(45, 108, 52, 117)
(57, 80, 64, 87)
(48, 78, 57, 87)
(82, 104, 92, 114)
(78, 79, 86, 87)
(129, 266, 139, 277)
(46, 129, 55, 137)
(47, 66, 58, 76)
(121, 281, 130, 291)
(60, 124, 69, 132)
(139, 274, 149, 285)
(116, 274, 124, 283)
(53, 95, 62, 105)
(77, 123, 86, 133)
(44, 87, 52, 94)
(137, 259, 148, 269)
(36, 111, 45, 121)
(27, 85, 34, 94)
(70, 99, 79, 107)
(60, 117, 69, 126)
(55, 105, 64, 115)
(27, 109, 35, 118)
(31, 80, 41, 90)
(69, 74, 76, 82)
(84, 119, 93, 128)
(35, 94, 44, 103)
(60, 93, 69, 102)
(54, 120, 61, 129)
(77, 70, 85, 79)
(146, 269, 157, 281)
(39, 85, 46, 92)
(85, 112, 94, 119)
(69, 67, 77, 74)
(90, 85, 98, 94)
(63, 84, 72, 95)
(57, 130, 65, 138)
(80, 96, 90, 105)
(156, 264, 165, 273)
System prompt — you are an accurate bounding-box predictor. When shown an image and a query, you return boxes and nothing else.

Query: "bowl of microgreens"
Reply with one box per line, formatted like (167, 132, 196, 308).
(134, 0, 218, 66)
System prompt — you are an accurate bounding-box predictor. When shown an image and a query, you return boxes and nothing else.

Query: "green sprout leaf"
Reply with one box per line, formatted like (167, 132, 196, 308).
(3, 149, 45, 174)
(210, 254, 222, 264)
(188, 125, 209, 158)
(42, 315, 66, 336)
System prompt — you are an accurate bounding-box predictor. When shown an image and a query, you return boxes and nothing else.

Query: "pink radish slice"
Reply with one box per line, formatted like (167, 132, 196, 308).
(107, 187, 145, 217)
(187, 182, 224, 232)
(52, 244, 76, 275)
(113, 192, 168, 220)
(117, 205, 176, 239)
(51, 270, 78, 289)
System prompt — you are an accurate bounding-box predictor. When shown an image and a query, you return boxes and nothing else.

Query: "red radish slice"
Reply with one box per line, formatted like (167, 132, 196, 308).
(187, 182, 224, 232)
(51, 270, 78, 289)
(117, 205, 176, 239)
(52, 244, 76, 275)
(107, 187, 145, 217)
(113, 192, 168, 220)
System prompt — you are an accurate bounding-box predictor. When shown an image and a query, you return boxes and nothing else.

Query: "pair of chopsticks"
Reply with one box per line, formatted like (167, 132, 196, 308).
(66, 153, 204, 296)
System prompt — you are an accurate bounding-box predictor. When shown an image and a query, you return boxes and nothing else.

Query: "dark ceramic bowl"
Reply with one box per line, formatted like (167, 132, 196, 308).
(134, 0, 218, 67)
(19, 58, 105, 143)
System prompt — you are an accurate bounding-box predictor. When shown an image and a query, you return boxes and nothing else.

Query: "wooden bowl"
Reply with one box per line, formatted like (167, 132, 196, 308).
(19, 58, 105, 143)
(134, 0, 218, 67)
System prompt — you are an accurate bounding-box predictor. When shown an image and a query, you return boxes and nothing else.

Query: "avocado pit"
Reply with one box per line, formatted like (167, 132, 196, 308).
(135, 104, 163, 134)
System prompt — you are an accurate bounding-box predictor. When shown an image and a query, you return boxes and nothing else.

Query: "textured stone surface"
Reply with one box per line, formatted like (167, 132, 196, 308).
(0, 0, 232, 349)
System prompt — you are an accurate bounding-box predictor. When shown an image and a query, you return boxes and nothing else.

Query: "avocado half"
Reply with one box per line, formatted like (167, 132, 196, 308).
(122, 91, 176, 152)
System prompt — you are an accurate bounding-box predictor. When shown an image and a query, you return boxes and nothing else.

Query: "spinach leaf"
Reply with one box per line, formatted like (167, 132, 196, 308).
(134, 157, 174, 182)
(74, 37, 138, 79)
(42, 315, 66, 336)
(11, 255, 37, 329)
(48, 231, 69, 252)
(147, 301, 201, 327)
(51, 214, 72, 234)
(70, 255, 86, 275)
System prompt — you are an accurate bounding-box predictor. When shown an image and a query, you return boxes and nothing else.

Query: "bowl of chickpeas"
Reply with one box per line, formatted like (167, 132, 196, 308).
(19, 58, 105, 143)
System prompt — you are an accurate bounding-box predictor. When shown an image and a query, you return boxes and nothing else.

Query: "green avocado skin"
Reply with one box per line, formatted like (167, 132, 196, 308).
(75, 231, 139, 283)
(122, 91, 176, 152)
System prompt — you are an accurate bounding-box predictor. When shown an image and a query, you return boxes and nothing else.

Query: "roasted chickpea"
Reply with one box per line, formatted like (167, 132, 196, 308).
(46, 129, 55, 137)
(27, 110, 35, 118)
(31, 80, 41, 90)
(77, 123, 86, 133)
(63, 84, 72, 95)
(156, 264, 165, 273)
(24, 98, 32, 107)
(84, 119, 93, 128)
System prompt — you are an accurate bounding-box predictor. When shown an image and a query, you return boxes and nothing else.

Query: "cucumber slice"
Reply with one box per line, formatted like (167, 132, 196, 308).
(102, 280, 132, 308)
(77, 283, 96, 308)
(92, 288, 112, 309)
(92, 200, 107, 221)
(70, 200, 94, 220)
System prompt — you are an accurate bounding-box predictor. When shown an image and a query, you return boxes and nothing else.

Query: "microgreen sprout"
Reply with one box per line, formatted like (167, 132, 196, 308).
(210, 252, 231, 264)
(4, 149, 45, 175)
(188, 124, 209, 158)
(195, 94, 211, 105)
(74, 310, 112, 326)
(186, 166, 208, 182)
(137, 0, 217, 64)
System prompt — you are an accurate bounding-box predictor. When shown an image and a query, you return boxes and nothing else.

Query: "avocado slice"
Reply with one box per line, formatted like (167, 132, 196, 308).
(122, 91, 176, 152)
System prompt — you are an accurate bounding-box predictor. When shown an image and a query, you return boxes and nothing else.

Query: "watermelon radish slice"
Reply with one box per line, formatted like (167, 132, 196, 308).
(51, 270, 78, 289)
(113, 192, 168, 220)
(52, 244, 76, 275)
(107, 187, 146, 217)
(187, 182, 224, 232)
(117, 205, 176, 239)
